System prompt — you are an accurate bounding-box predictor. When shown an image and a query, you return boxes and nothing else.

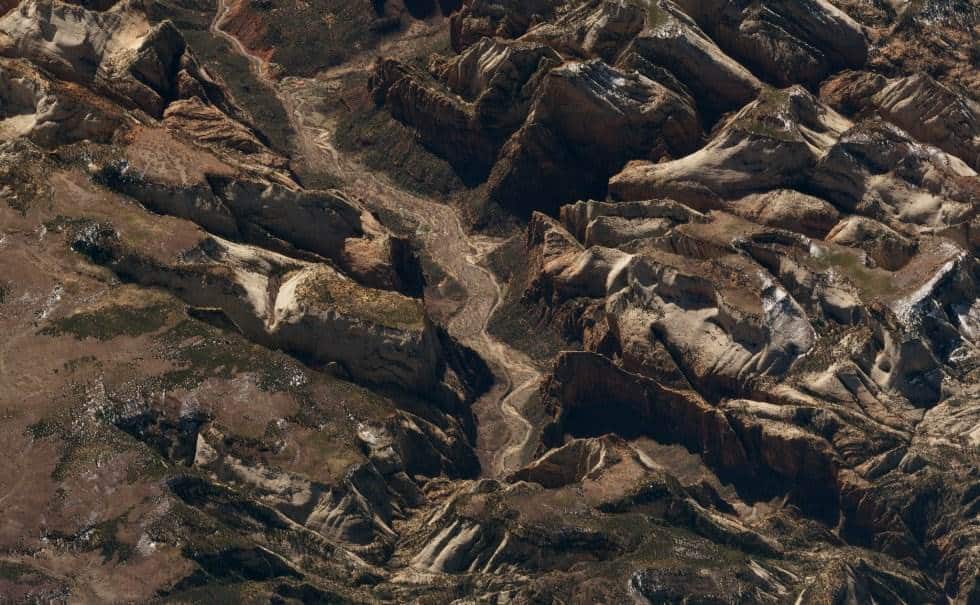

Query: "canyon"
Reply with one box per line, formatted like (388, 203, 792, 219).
(0, 0, 978, 603)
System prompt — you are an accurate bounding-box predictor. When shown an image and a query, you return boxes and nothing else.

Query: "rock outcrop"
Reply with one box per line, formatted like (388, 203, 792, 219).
(615, 0, 763, 118)
(811, 119, 978, 232)
(95, 127, 422, 293)
(485, 59, 700, 215)
(609, 86, 851, 208)
(369, 38, 560, 179)
(72, 221, 443, 392)
(822, 70, 980, 171)
(676, 0, 868, 87)
(0, 56, 121, 145)
(0, 0, 226, 117)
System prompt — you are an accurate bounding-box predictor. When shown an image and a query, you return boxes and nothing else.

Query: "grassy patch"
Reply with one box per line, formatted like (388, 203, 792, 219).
(633, 0, 671, 28)
(731, 88, 802, 143)
(299, 267, 425, 330)
(153, 317, 329, 396)
(151, 316, 390, 427)
(41, 303, 173, 341)
(808, 247, 897, 300)
(153, 318, 285, 391)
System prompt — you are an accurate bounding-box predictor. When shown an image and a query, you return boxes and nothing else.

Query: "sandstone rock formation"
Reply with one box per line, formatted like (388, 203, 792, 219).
(0, 0, 229, 117)
(485, 58, 700, 215)
(822, 69, 980, 171)
(609, 86, 851, 208)
(676, 0, 868, 88)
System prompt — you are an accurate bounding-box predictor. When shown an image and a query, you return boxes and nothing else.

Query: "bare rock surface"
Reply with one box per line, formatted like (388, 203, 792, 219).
(823, 69, 980, 170)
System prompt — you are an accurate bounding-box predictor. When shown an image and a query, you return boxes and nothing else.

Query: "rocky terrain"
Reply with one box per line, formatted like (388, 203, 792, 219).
(0, 0, 978, 603)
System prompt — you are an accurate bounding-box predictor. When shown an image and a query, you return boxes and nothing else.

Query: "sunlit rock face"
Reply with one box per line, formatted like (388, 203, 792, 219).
(0, 0, 978, 602)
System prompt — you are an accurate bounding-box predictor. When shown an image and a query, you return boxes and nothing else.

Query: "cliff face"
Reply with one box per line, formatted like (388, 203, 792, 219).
(1, 0, 978, 603)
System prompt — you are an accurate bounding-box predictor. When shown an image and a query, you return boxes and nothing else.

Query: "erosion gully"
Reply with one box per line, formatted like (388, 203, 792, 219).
(210, 3, 541, 477)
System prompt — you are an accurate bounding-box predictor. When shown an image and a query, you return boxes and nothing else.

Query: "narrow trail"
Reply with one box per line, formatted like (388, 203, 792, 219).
(210, 3, 542, 476)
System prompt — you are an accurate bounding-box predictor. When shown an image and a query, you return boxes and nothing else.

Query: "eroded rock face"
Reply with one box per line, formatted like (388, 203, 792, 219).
(823, 70, 980, 171)
(163, 97, 289, 172)
(72, 223, 443, 392)
(870, 0, 980, 101)
(516, 172, 980, 603)
(486, 59, 700, 215)
(811, 119, 978, 231)
(449, 0, 560, 50)
(731, 189, 840, 239)
(0, 57, 121, 145)
(609, 86, 851, 208)
(94, 127, 422, 293)
(617, 0, 764, 118)
(0, 0, 221, 117)
(676, 0, 868, 87)
(369, 38, 560, 179)
(372, 0, 772, 222)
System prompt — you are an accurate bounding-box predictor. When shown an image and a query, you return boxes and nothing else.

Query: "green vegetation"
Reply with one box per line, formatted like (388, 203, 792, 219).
(486, 236, 567, 362)
(62, 355, 101, 374)
(53, 425, 151, 483)
(0, 561, 50, 584)
(732, 88, 801, 142)
(158, 583, 254, 604)
(90, 514, 137, 563)
(41, 303, 172, 341)
(633, 0, 671, 28)
(43, 215, 96, 234)
(334, 104, 466, 197)
(152, 316, 389, 421)
(26, 381, 169, 484)
(0, 149, 49, 216)
(153, 317, 317, 394)
(181, 30, 295, 154)
(808, 247, 898, 299)
(263, 0, 383, 76)
(300, 268, 425, 330)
